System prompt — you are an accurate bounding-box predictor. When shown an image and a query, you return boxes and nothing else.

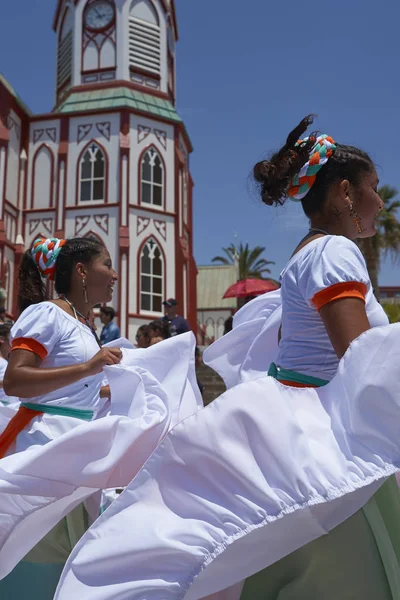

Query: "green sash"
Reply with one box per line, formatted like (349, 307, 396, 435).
(268, 362, 329, 387)
(21, 403, 94, 421)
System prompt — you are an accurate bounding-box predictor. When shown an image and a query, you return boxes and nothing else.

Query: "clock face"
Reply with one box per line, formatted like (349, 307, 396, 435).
(84, 1, 115, 31)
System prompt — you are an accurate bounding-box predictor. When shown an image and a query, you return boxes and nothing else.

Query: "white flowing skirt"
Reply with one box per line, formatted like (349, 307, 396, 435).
(53, 298, 400, 599)
(0, 332, 202, 579)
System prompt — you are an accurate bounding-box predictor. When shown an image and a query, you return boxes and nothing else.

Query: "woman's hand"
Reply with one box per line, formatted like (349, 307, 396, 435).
(100, 385, 111, 399)
(84, 348, 122, 376)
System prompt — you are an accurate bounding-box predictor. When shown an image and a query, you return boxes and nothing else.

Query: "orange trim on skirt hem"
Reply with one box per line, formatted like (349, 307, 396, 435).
(0, 406, 43, 458)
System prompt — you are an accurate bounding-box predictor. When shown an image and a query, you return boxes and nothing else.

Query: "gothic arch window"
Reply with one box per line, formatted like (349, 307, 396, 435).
(139, 237, 164, 313)
(32, 145, 54, 209)
(140, 146, 164, 208)
(57, 7, 73, 93)
(79, 141, 107, 203)
(167, 19, 175, 96)
(129, 0, 161, 77)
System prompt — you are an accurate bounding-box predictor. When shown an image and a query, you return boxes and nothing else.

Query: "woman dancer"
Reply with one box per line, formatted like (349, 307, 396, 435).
(56, 116, 400, 600)
(0, 236, 122, 595)
(0, 236, 201, 598)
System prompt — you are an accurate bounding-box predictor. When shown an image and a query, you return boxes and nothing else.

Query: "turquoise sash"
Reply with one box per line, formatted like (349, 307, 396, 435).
(268, 362, 329, 387)
(21, 403, 94, 421)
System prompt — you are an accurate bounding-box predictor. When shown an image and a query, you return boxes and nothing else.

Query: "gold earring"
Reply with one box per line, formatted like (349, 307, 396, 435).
(349, 204, 364, 234)
(82, 278, 89, 304)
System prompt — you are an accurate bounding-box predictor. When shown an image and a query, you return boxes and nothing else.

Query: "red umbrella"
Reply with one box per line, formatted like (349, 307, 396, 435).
(223, 278, 279, 299)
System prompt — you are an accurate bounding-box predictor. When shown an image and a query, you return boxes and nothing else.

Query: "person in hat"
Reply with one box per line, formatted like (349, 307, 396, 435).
(162, 298, 190, 337)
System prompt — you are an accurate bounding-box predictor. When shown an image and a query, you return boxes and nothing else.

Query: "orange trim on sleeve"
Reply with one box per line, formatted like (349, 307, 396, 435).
(11, 338, 48, 361)
(312, 282, 367, 311)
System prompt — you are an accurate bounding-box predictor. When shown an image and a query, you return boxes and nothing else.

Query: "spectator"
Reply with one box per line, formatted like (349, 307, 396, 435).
(99, 306, 121, 344)
(162, 298, 190, 336)
(223, 316, 233, 335)
(136, 325, 151, 349)
(0, 280, 6, 310)
(148, 320, 171, 345)
(0, 307, 12, 326)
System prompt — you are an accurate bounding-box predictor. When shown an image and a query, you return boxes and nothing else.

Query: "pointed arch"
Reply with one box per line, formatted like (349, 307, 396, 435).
(31, 144, 54, 209)
(78, 229, 106, 246)
(137, 235, 165, 315)
(129, 0, 161, 77)
(57, 6, 73, 92)
(130, 0, 159, 25)
(77, 139, 109, 203)
(138, 144, 165, 209)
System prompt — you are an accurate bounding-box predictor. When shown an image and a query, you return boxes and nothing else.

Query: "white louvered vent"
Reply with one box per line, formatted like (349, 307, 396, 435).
(57, 31, 73, 89)
(129, 17, 161, 75)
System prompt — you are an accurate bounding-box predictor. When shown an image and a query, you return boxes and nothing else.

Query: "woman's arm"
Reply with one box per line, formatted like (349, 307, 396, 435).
(319, 297, 371, 359)
(4, 347, 122, 399)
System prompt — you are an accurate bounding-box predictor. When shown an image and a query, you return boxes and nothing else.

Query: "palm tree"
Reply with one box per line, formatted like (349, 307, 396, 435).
(212, 242, 274, 280)
(358, 186, 400, 300)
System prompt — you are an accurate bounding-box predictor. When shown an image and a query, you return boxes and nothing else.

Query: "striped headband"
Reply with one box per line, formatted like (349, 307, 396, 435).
(288, 134, 336, 201)
(31, 237, 66, 280)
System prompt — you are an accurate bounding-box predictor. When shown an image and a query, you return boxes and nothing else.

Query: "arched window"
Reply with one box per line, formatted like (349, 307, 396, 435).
(32, 145, 54, 209)
(129, 0, 161, 76)
(140, 238, 163, 313)
(57, 8, 73, 92)
(141, 147, 163, 207)
(79, 142, 106, 202)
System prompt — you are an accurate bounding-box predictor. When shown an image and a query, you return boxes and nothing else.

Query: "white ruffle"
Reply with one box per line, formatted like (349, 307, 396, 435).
(0, 332, 202, 579)
(204, 290, 281, 388)
(54, 322, 400, 600)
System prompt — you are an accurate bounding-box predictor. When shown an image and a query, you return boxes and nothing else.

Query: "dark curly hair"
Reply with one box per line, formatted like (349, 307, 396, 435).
(18, 237, 104, 313)
(253, 115, 374, 218)
(148, 319, 171, 340)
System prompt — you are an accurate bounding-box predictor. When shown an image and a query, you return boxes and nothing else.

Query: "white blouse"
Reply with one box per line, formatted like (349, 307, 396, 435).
(11, 302, 104, 413)
(277, 235, 389, 381)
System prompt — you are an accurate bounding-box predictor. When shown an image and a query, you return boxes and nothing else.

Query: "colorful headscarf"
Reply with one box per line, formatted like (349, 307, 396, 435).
(31, 237, 66, 280)
(288, 134, 336, 201)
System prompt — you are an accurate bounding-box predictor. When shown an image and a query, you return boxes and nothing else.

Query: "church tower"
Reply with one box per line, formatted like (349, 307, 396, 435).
(0, 0, 196, 338)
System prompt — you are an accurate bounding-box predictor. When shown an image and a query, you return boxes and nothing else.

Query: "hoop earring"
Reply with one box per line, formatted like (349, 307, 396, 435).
(349, 204, 365, 234)
(82, 278, 89, 304)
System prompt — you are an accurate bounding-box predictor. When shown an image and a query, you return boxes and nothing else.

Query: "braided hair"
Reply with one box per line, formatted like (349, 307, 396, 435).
(253, 115, 374, 218)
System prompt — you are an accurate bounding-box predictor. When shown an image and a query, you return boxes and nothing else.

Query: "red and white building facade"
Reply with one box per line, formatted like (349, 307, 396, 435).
(0, 0, 196, 339)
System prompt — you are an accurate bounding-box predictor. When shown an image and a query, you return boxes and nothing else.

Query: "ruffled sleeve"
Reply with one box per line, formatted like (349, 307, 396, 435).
(298, 236, 370, 310)
(11, 302, 61, 360)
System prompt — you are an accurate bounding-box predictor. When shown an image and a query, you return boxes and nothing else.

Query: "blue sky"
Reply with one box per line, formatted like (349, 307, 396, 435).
(1, 0, 399, 284)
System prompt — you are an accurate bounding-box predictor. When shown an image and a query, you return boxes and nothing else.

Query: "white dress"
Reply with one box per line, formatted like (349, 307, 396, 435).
(54, 236, 400, 600)
(0, 302, 202, 587)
